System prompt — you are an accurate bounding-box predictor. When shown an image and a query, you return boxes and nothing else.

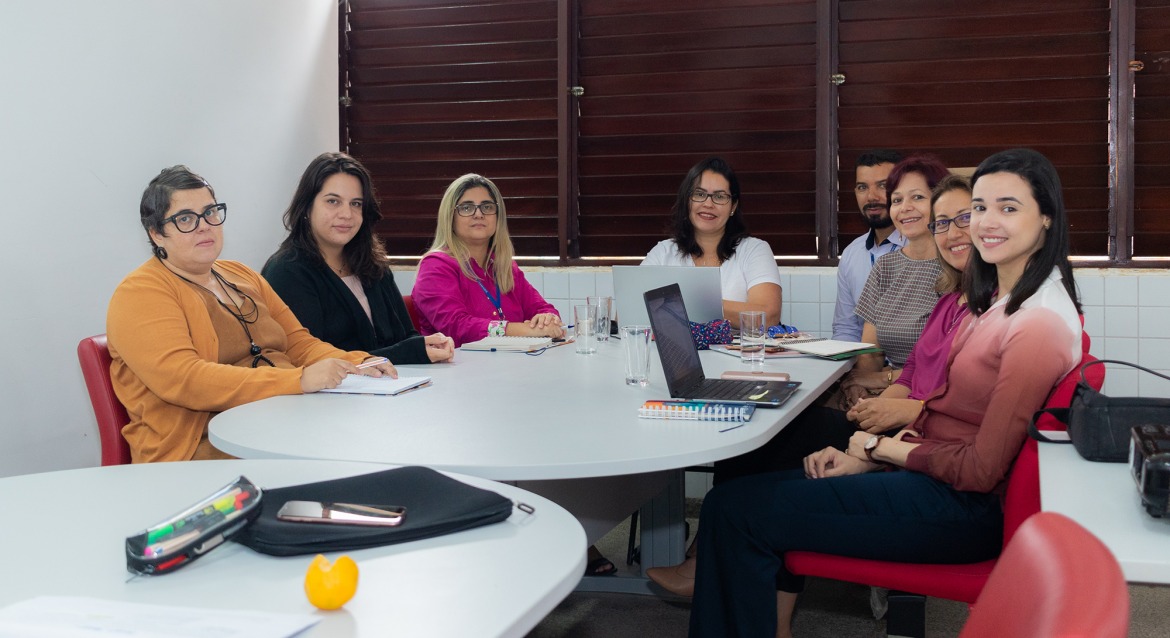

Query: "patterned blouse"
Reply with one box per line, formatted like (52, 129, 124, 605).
(855, 250, 941, 367)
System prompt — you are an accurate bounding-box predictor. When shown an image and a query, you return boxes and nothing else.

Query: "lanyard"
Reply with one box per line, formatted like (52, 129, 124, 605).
(475, 277, 505, 320)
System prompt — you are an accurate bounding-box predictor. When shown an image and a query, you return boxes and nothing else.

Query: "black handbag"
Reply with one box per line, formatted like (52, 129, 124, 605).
(1030, 359, 1170, 463)
(236, 466, 521, 556)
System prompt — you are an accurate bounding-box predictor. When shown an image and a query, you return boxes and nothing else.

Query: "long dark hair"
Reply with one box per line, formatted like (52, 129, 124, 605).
(669, 156, 748, 262)
(268, 152, 389, 284)
(965, 148, 1081, 316)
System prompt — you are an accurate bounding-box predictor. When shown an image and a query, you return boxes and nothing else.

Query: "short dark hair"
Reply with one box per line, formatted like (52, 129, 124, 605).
(139, 165, 214, 249)
(268, 152, 389, 284)
(965, 148, 1081, 316)
(669, 156, 748, 262)
(886, 153, 951, 199)
(856, 149, 903, 169)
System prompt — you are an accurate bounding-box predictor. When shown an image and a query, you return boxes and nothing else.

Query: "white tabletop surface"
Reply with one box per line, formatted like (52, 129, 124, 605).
(209, 342, 852, 480)
(0, 460, 585, 637)
(1039, 443, 1170, 584)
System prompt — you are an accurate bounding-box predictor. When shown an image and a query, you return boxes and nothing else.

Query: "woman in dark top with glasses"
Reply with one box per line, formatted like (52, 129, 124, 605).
(641, 157, 783, 328)
(107, 165, 395, 463)
(263, 152, 454, 365)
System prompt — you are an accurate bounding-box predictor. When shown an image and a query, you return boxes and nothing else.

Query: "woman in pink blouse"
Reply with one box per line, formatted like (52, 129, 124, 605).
(689, 149, 1084, 637)
(411, 174, 565, 347)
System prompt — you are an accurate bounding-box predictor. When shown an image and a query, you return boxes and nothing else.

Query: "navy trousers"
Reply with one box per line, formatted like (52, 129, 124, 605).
(688, 469, 1003, 637)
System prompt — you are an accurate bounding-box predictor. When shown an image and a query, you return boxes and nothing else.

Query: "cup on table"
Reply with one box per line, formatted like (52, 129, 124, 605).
(574, 304, 598, 354)
(621, 325, 652, 386)
(739, 310, 766, 365)
(588, 296, 613, 343)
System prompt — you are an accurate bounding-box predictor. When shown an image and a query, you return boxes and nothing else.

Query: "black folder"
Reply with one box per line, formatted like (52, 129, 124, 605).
(237, 466, 515, 556)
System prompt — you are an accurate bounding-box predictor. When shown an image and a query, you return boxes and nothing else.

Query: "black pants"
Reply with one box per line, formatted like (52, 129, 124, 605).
(688, 469, 1003, 637)
(713, 406, 859, 484)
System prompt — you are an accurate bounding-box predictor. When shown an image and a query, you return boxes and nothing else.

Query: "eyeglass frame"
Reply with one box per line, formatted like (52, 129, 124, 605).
(454, 201, 499, 217)
(690, 189, 734, 205)
(162, 203, 228, 233)
(927, 211, 972, 235)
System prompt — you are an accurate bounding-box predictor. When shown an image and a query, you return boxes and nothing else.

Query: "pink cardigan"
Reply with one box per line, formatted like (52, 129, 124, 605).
(411, 251, 559, 347)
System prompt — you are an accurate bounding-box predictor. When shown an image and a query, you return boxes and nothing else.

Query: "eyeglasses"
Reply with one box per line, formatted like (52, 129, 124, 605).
(163, 203, 228, 233)
(927, 211, 972, 234)
(690, 189, 733, 205)
(455, 202, 498, 217)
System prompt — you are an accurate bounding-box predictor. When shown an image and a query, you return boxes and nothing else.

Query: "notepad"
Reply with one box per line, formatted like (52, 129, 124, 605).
(320, 375, 432, 396)
(638, 400, 756, 422)
(460, 336, 553, 352)
(777, 339, 883, 360)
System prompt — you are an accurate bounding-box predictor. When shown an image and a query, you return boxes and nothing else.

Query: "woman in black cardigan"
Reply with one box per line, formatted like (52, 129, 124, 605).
(263, 152, 454, 365)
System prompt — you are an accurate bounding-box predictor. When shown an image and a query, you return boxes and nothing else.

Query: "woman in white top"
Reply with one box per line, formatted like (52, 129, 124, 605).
(641, 157, 783, 327)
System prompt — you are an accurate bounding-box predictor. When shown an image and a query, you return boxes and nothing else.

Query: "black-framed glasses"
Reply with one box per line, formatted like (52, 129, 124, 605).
(163, 203, 227, 233)
(455, 202, 498, 217)
(690, 189, 733, 205)
(928, 211, 971, 234)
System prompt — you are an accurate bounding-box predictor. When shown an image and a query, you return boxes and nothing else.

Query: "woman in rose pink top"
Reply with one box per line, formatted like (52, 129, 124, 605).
(689, 149, 1084, 637)
(411, 174, 564, 348)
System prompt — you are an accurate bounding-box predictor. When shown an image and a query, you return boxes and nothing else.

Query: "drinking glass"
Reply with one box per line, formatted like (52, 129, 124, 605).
(574, 304, 598, 354)
(739, 310, 766, 365)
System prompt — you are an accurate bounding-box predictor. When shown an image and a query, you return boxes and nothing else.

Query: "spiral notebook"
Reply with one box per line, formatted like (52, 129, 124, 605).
(638, 400, 756, 422)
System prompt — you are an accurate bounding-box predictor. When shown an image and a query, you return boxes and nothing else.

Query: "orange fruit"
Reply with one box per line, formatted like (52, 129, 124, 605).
(304, 554, 359, 610)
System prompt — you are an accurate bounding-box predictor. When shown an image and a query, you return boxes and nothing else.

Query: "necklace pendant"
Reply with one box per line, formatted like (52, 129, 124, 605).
(250, 344, 261, 356)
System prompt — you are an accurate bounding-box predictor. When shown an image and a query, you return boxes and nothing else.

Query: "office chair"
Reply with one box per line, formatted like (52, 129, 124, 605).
(785, 346, 1105, 638)
(959, 511, 1128, 638)
(77, 334, 132, 465)
(402, 295, 421, 331)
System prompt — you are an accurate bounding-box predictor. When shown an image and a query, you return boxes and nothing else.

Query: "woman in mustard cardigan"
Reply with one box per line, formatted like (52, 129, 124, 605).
(106, 165, 396, 463)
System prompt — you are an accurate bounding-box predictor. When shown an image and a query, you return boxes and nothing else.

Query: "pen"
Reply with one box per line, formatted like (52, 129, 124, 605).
(357, 357, 389, 370)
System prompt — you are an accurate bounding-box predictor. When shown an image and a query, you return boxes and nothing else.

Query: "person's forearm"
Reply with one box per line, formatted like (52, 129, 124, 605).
(872, 436, 919, 467)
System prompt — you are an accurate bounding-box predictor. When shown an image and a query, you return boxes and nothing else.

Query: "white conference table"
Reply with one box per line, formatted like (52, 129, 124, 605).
(1039, 443, 1170, 584)
(210, 341, 852, 590)
(0, 459, 585, 638)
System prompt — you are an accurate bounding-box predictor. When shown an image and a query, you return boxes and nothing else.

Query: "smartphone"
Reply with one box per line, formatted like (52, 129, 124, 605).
(277, 501, 406, 527)
(720, 370, 791, 382)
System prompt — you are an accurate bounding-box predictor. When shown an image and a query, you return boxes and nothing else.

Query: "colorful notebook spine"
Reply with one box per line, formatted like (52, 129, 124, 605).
(638, 401, 755, 422)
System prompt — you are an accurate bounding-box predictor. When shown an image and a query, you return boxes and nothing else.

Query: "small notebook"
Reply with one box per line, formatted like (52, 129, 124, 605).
(777, 339, 883, 360)
(638, 400, 756, 422)
(460, 336, 553, 352)
(320, 375, 432, 396)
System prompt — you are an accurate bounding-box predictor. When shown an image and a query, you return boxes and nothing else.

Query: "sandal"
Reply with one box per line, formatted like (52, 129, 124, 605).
(585, 546, 617, 576)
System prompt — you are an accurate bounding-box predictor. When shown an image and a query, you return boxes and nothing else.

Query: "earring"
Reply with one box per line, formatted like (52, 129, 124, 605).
(153, 245, 168, 260)
(1044, 220, 1051, 230)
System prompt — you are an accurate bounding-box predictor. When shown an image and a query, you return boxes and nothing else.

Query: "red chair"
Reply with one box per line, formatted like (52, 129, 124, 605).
(77, 335, 132, 466)
(785, 350, 1105, 637)
(402, 294, 421, 331)
(959, 512, 1128, 638)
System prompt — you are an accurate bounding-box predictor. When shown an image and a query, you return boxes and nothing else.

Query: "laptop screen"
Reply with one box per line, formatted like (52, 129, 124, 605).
(643, 284, 705, 395)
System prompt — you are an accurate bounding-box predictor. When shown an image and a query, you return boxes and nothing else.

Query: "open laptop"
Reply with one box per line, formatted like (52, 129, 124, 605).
(613, 265, 723, 328)
(644, 284, 801, 408)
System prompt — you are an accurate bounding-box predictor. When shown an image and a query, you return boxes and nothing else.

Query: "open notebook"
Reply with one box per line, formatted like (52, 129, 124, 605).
(460, 336, 552, 352)
(320, 375, 432, 396)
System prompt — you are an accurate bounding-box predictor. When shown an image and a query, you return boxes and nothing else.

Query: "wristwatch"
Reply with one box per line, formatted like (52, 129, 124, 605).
(864, 435, 884, 462)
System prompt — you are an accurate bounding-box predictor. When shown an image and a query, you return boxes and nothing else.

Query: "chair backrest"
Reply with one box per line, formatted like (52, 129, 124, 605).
(402, 294, 421, 331)
(1002, 350, 1104, 545)
(959, 512, 1128, 638)
(77, 335, 132, 465)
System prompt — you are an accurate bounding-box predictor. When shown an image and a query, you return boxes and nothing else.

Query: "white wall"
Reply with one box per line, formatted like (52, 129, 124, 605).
(0, 0, 338, 477)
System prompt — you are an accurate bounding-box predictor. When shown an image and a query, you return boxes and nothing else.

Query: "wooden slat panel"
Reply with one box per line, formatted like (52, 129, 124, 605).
(348, 0, 559, 258)
(1134, 2, 1170, 257)
(576, 0, 817, 258)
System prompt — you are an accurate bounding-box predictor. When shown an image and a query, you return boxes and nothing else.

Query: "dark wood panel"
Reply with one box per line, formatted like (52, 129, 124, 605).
(363, 158, 560, 179)
(584, 88, 814, 118)
(582, 4, 816, 36)
(350, 138, 556, 160)
(840, 0, 1102, 21)
(351, 99, 556, 125)
(839, 99, 1105, 127)
(350, 119, 557, 143)
(1135, 141, 1170, 164)
(349, 19, 555, 48)
(583, 67, 817, 97)
(580, 130, 817, 156)
(579, 44, 818, 76)
(579, 150, 814, 177)
(582, 0, 803, 18)
(580, 25, 814, 57)
(839, 9, 1106, 42)
(841, 78, 1107, 105)
(842, 33, 1108, 65)
(352, 79, 555, 103)
(352, 2, 555, 30)
(579, 110, 816, 137)
(350, 41, 556, 68)
(350, 60, 556, 85)
(838, 123, 1106, 148)
(838, 55, 1108, 84)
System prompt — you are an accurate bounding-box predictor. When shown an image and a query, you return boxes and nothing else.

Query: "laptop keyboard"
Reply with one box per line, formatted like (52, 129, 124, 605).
(695, 379, 759, 400)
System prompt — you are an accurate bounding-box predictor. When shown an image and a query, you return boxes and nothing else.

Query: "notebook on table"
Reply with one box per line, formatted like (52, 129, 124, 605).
(643, 284, 800, 408)
(460, 336, 552, 352)
(613, 265, 723, 328)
